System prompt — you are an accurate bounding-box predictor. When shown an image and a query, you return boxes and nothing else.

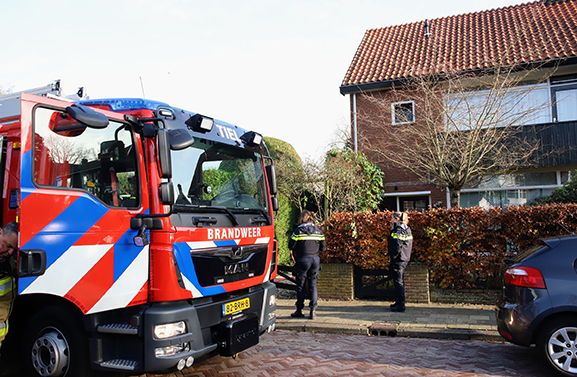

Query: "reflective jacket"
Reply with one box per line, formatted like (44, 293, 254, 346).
(289, 222, 326, 259)
(0, 260, 15, 345)
(388, 223, 413, 262)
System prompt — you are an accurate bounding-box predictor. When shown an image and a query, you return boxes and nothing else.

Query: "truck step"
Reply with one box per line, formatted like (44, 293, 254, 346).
(99, 359, 138, 370)
(97, 323, 138, 335)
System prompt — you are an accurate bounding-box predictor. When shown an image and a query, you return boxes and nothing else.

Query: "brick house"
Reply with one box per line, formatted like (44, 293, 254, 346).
(340, 0, 577, 210)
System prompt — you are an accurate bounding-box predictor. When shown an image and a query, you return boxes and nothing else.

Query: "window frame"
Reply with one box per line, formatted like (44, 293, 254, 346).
(31, 105, 141, 209)
(551, 83, 577, 123)
(391, 101, 415, 125)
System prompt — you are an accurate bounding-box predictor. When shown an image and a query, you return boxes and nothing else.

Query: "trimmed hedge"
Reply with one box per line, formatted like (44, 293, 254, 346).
(321, 204, 577, 289)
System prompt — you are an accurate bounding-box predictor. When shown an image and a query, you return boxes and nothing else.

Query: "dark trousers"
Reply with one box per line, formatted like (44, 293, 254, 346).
(390, 260, 408, 304)
(293, 256, 320, 310)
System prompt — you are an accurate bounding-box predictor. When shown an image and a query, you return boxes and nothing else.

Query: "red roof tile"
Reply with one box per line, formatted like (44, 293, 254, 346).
(341, 0, 577, 91)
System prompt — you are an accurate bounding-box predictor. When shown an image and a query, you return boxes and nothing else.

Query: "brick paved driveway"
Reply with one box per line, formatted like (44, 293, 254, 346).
(130, 330, 555, 377)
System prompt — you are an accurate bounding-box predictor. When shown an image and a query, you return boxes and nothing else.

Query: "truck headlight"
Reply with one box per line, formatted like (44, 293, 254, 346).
(154, 321, 186, 339)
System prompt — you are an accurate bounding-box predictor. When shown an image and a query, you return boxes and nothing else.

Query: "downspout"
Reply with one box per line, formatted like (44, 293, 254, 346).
(352, 93, 358, 152)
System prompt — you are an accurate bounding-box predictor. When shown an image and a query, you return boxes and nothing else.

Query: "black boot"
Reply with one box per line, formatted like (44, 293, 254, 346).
(291, 310, 305, 318)
(390, 302, 406, 312)
(309, 308, 316, 320)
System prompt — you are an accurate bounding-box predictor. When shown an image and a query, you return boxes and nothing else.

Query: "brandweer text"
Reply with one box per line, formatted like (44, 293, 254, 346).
(207, 227, 262, 240)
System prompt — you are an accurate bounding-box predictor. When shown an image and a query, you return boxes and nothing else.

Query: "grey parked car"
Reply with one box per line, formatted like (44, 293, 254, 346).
(496, 235, 577, 376)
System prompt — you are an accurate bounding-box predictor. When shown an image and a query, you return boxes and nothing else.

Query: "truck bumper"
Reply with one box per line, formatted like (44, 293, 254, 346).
(142, 281, 276, 373)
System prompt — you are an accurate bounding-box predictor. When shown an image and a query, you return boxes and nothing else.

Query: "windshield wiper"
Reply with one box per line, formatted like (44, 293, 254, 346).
(173, 204, 239, 226)
(209, 206, 239, 226)
(240, 208, 270, 225)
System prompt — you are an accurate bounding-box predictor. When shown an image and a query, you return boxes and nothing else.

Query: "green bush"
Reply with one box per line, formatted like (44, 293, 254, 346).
(264, 136, 301, 265)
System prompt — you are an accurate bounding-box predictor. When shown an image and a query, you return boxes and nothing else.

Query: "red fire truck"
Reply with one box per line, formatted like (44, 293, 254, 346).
(0, 82, 278, 376)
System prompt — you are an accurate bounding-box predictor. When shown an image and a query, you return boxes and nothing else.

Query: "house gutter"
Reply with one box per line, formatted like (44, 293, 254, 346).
(352, 93, 358, 152)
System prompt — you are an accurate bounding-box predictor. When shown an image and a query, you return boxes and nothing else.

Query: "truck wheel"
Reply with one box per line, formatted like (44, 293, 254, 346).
(537, 316, 577, 376)
(23, 306, 96, 377)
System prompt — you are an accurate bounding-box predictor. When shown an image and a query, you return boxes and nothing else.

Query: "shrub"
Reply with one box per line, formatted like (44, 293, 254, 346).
(321, 204, 577, 289)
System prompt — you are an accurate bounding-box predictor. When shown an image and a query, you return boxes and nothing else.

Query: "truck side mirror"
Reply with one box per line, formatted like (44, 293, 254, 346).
(271, 196, 279, 213)
(265, 164, 277, 196)
(65, 104, 109, 129)
(157, 129, 172, 179)
(265, 164, 279, 213)
(159, 182, 175, 205)
(169, 129, 194, 150)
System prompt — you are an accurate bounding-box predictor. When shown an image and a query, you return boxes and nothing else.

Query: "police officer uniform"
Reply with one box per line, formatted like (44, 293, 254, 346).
(387, 219, 413, 312)
(289, 221, 326, 319)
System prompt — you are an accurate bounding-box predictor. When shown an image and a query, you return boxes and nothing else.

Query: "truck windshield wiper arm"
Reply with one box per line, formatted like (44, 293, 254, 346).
(176, 204, 240, 226)
(242, 208, 270, 225)
(208, 206, 239, 226)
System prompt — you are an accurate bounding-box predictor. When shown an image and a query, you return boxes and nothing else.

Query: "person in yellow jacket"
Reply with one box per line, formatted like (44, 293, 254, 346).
(0, 222, 18, 349)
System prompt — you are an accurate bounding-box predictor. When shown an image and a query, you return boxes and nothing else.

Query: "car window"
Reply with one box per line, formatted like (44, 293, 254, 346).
(514, 240, 548, 263)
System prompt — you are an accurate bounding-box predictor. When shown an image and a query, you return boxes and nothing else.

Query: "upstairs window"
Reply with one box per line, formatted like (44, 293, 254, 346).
(551, 74, 577, 122)
(392, 101, 415, 124)
(445, 83, 551, 130)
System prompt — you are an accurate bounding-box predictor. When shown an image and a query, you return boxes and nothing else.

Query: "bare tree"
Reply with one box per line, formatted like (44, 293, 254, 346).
(45, 135, 96, 165)
(358, 64, 553, 208)
(0, 85, 12, 96)
(274, 152, 308, 213)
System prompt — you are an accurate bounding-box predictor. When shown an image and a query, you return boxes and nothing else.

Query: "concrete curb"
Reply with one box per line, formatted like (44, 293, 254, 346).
(275, 319, 503, 341)
(274, 298, 503, 342)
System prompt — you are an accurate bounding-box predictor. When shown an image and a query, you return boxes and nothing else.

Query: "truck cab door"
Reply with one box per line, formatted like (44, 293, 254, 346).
(17, 93, 150, 314)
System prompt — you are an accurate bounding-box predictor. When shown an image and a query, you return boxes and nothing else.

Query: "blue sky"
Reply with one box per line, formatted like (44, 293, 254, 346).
(2, 0, 527, 160)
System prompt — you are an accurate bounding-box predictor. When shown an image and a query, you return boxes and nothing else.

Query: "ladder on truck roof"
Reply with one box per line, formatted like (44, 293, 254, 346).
(0, 80, 63, 120)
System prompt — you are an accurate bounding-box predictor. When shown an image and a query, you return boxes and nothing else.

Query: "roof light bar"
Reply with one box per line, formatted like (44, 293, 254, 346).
(77, 98, 169, 111)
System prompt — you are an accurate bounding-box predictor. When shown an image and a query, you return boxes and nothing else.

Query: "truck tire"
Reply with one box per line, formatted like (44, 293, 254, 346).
(23, 305, 97, 377)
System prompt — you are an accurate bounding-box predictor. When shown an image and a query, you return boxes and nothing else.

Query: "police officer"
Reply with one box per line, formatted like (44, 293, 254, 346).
(289, 210, 326, 320)
(0, 222, 18, 350)
(388, 212, 413, 312)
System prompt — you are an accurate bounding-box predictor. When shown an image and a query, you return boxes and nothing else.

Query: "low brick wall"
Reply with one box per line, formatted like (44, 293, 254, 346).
(318, 263, 354, 300)
(317, 263, 429, 302)
(405, 264, 430, 304)
(314, 263, 495, 304)
(430, 287, 501, 305)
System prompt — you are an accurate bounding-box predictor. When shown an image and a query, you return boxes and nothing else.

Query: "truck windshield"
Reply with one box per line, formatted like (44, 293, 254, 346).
(171, 141, 268, 213)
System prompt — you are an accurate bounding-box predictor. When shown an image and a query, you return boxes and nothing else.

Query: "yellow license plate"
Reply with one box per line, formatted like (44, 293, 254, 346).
(222, 298, 250, 315)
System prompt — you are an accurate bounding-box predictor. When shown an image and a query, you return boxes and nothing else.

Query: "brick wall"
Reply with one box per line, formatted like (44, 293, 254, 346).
(352, 90, 449, 208)
(318, 263, 354, 300)
(318, 263, 429, 303)
(405, 264, 430, 303)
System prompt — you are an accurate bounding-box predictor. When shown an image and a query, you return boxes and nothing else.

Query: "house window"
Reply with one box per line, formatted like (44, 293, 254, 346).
(460, 170, 572, 208)
(392, 101, 415, 124)
(555, 88, 577, 121)
(445, 83, 551, 130)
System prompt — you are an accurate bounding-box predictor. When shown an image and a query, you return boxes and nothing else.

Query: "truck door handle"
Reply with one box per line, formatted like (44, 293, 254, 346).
(18, 249, 47, 277)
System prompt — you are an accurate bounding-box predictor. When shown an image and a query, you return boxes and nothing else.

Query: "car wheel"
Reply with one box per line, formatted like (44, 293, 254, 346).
(537, 316, 577, 376)
(23, 306, 98, 377)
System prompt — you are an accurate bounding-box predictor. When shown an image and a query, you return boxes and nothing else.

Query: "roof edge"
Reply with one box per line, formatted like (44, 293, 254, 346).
(339, 57, 577, 95)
